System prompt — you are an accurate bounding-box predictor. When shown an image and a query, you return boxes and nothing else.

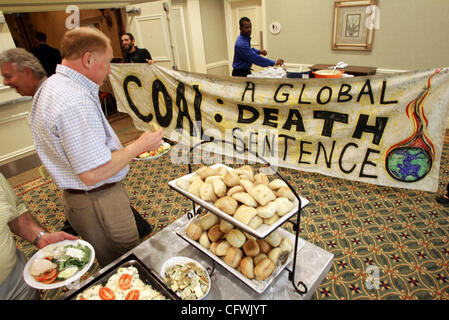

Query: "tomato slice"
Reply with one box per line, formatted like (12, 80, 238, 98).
(125, 289, 140, 300)
(118, 274, 133, 290)
(99, 287, 116, 300)
(34, 268, 57, 283)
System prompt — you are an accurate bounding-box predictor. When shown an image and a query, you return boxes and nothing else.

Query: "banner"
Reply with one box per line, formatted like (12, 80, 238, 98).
(109, 64, 449, 192)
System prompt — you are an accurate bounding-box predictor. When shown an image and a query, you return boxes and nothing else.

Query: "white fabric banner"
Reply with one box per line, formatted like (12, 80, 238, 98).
(110, 64, 449, 192)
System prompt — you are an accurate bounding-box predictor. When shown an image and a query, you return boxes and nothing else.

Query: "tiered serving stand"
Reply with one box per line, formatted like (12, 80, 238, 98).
(168, 139, 309, 295)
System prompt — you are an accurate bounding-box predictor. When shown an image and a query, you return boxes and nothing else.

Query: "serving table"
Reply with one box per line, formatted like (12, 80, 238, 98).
(62, 215, 333, 300)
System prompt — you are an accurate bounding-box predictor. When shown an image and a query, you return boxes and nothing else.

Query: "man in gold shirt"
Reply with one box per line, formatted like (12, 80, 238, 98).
(0, 173, 76, 299)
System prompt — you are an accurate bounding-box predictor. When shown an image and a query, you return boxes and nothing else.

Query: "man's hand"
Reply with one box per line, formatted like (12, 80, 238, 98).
(37, 231, 78, 249)
(136, 129, 164, 155)
(275, 58, 284, 66)
(259, 49, 267, 56)
(146, 59, 154, 64)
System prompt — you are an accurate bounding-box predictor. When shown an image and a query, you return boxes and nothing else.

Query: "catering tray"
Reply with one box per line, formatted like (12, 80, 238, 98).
(176, 216, 305, 294)
(60, 254, 179, 300)
(168, 163, 309, 239)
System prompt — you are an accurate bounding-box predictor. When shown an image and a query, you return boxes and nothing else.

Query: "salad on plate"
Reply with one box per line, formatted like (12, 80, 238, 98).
(29, 242, 91, 284)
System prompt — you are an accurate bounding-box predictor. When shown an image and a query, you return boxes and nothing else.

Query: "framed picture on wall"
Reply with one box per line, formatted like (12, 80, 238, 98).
(332, 0, 378, 51)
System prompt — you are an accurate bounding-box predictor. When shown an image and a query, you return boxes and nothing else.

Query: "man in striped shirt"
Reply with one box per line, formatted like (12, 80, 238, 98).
(30, 27, 163, 267)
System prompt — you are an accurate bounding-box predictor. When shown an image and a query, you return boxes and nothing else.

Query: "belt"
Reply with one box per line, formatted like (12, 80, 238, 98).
(65, 182, 117, 194)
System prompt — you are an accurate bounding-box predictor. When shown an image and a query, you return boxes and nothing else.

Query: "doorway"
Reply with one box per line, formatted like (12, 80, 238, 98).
(224, 0, 264, 74)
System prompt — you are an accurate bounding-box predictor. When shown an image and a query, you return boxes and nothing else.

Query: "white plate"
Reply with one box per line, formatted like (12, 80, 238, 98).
(161, 256, 211, 300)
(177, 217, 305, 294)
(134, 142, 170, 161)
(23, 239, 95, 290)
(168, 163, 309, 238)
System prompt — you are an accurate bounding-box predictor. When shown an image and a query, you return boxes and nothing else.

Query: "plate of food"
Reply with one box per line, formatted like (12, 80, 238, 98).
(135, 142, 171, 160)
(161, 256, 211, 300)
(23, 239, 95, 290)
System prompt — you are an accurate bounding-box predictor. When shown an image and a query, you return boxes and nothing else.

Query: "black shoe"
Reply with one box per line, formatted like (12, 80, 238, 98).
(131, 206, 153, 239)
(436, 195, 449, 205)
(61, 222, 78, 236)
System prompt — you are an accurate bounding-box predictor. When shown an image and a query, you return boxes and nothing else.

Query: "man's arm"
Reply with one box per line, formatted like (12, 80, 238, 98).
(78, 129, 163, 186)
(8, 211, 77, 249)
(236, 41, 275, 68)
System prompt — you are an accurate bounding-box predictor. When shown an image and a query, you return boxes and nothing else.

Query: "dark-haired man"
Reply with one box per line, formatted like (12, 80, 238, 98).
(232, 17, 283, 77)
(120, 33, 153, 63)
(31, 32, 61, 76)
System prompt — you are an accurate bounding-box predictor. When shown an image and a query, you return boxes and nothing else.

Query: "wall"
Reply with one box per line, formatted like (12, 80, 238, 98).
(264, 0, 449, 72)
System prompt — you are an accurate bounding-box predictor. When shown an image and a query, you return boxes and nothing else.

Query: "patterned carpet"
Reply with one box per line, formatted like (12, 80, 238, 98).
(13, 143, 449, 300)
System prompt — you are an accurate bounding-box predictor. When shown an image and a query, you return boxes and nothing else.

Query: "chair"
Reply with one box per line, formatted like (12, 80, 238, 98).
(99, 91, 112, 117)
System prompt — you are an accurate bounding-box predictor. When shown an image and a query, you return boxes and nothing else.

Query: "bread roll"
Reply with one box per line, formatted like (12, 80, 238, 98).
(268, 247, 282, 264)
(226, 229, 246, 248)
(256, 201, 278, 219)
(233, 205, 257, 225)
(199, 212, 218, 230)
(279, 237, 293, 254)
(232, 192, 258, 207)
(204, 175, 220, 183)
(274, 197, 294, 216)
(256, 239, 272, 254)
(186, 222, 203, 241)
(248, 184, 276, 206)
(265, 230, 282, 247)
(234, 168, 254, 182)
(200, 182, 217, 202)
(263, 214, 280, 226)
(253, 253, 268, 265)
(219, 219, 234, 233)
(209, 241, 219, 255)
(223, 171, 240, 187)
(248, 215, 263, 230)
(240, 165, 254, 177)
(215, 240, 231, 256)
(240, 256, 255, 279)
(197, 166, 218, 179)
(212, 178, 227, 197)
(239, 179, 254, 193)
(268, 179, 288, 190)
(276, 186, 295, 201)
(216, 166, 228, 176)
(175, 178, 190, 191)
(199, 231, 211, 249)
(254, 258, 275, 281)
(254, 173, 269, 185)
(187, 179, 203, 198)
(223, 247, 243, 268)
(214, 196, 238, 215)
(242, 239, 260, 257)
(207, 224, 224, 242)
(227, 185, 244, 197)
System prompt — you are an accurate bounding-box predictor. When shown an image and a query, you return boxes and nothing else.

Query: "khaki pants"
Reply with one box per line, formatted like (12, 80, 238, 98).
(63, 182, 140, 267)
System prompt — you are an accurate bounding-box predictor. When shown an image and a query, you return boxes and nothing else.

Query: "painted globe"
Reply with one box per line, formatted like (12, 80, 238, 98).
(386, 147, 431, 182)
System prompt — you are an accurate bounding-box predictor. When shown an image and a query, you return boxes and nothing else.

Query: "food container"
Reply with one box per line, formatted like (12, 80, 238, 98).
(286, 67, 311, 79)
(161, 256, 211, 300)
(60, 254, 179, 300)
(176, 215, 305, 294)
(312, 69, 344, 78)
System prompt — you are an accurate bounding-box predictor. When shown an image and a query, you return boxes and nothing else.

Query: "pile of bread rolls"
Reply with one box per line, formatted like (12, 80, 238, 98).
(176, 165, 296, 229)
(186, 211, 293, 281)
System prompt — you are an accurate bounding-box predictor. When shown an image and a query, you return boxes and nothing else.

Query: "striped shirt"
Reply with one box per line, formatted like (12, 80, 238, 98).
(0, 173, 27, 284)
(30, 65, 128, 190)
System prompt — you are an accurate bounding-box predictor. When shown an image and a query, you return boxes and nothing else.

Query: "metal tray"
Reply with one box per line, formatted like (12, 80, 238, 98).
(168, 163, 309, 239)
(176, 215, 305, 294)
(61, 254, 179, 300)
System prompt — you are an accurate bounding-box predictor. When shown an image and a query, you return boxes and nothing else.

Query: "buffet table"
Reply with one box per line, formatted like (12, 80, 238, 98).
(62, 214, 334, 300)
